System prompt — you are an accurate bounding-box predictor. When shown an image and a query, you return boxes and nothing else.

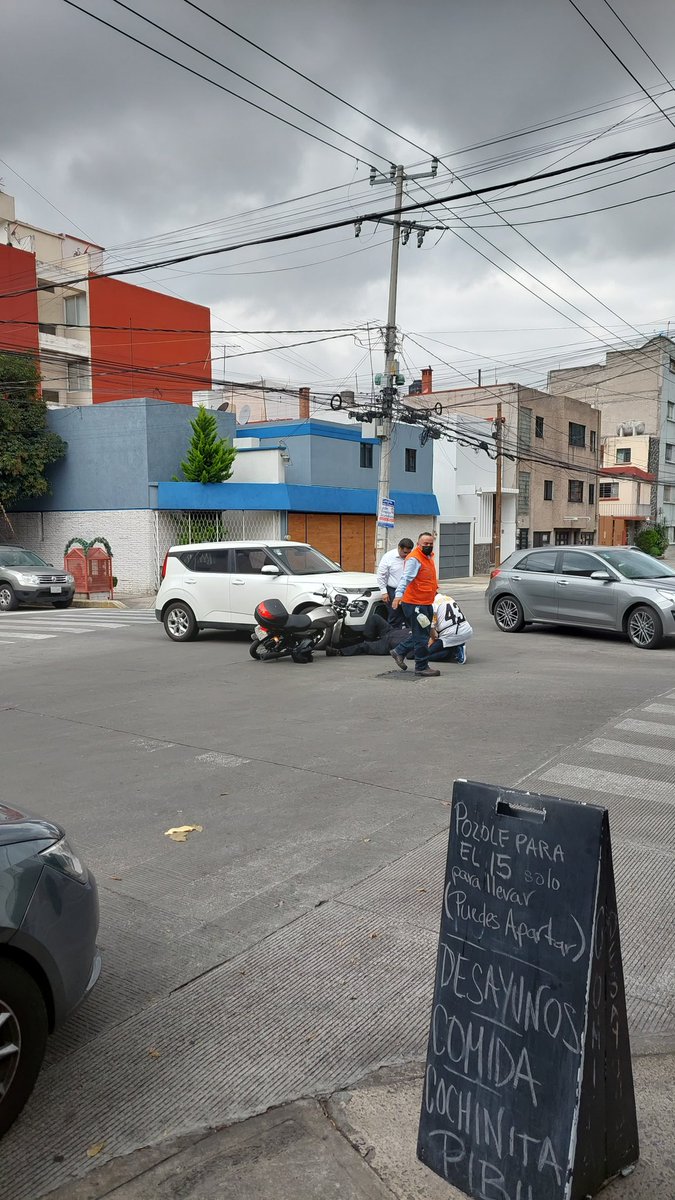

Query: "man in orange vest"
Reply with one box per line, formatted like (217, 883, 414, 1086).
(390, 531, 440, 677)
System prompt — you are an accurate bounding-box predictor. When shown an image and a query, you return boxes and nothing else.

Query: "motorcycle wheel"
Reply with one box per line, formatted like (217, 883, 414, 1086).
(250, 639, 287, 661)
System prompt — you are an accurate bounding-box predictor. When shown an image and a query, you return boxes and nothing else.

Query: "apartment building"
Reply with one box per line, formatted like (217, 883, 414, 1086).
(548, 335, 675, 539)
(404, 373, 599, 562)
(0, 190, 211, 405)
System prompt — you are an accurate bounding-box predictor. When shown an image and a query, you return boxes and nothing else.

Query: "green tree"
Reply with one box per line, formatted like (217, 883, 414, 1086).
(179, 405, 237, 483)
(0, 353, 66, 525)
(635, 521, 669, 558)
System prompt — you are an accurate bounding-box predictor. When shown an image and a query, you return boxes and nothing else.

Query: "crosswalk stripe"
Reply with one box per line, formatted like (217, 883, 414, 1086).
(587, 737, 675, 768)
(540, 763, 675, 807)
(0, 632, 56, 640)
(0, 620, 117, 631)
(617, 718, 675, 739)
(643, 703, 675, 716)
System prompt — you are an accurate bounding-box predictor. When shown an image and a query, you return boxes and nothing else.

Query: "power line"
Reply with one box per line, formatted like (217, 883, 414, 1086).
(3, 134, 675, 301)
(565, 0, 675, 131)
(107, 0, 389, 168)
(61, 0, 378, 165)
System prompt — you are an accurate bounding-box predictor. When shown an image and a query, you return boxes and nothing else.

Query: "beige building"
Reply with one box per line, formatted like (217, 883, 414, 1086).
(548, 336, 675, 539)
(404, 373, 600, 560)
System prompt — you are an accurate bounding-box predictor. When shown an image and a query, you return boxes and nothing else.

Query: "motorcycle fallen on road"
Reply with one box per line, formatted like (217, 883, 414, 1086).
(250, 586, 380, 663)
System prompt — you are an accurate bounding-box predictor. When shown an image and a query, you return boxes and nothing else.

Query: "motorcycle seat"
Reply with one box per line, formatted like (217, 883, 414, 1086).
(284, 612, 312, 631)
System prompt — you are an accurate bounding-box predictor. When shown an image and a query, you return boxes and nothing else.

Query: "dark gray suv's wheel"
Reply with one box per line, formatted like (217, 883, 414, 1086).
(163, 601, 198, 642)
(0, 582, 17, 612)
(627, 605, 663, 649)
(493, 594, 525, 633)
(0, 961, 48, 1137)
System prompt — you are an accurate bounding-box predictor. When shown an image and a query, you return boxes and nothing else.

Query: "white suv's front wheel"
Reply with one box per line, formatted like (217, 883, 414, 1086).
(163, 601, 198, 642)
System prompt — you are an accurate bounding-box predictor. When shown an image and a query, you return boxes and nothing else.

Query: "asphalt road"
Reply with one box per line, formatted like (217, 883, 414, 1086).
(1, 589, 674, 1197)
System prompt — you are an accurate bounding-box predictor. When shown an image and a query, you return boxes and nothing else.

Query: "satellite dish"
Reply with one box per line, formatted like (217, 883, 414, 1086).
(217, 401, 230, 412)
(237, 404, 251, 426)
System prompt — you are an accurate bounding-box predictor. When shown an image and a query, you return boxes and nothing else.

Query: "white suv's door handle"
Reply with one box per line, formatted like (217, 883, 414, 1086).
(232, 578, 245, 586)
(511, 575, 521, 581)
(556, 580, 569, 586)
(185, 577, 196, 585)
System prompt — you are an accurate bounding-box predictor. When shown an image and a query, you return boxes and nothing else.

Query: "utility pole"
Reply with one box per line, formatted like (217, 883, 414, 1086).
(366, 160, 439, 566)
(492, 402, 504, 567)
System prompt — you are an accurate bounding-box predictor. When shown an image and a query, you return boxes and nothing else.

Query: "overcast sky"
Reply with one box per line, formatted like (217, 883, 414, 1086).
(4, 0, 675, 399)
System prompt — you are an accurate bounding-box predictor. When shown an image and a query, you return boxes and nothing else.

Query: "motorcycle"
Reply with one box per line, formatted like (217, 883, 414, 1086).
(249, 586, 381, 663)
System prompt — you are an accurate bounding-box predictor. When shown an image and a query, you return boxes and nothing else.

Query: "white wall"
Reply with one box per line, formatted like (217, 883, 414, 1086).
(230, 444, 286, 484)
(7, 510, 156, 594)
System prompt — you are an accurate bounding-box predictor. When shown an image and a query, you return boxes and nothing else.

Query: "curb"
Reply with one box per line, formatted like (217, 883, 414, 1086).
(72, 598, 128, 610)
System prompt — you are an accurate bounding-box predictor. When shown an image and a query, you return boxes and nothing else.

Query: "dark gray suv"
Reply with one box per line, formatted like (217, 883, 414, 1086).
(0, 546, 75, 611)
(486, 545, 675, 649)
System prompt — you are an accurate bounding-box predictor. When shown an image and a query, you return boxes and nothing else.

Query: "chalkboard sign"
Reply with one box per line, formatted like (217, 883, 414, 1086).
(417, 780, 638, 1200)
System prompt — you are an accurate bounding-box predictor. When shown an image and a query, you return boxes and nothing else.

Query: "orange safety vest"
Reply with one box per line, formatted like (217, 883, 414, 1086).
(402, 546, 438, 605)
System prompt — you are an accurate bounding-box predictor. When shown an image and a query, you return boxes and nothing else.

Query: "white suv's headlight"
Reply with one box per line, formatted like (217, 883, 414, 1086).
(16, 573, 41, 586)
(40, 836, 88, 883)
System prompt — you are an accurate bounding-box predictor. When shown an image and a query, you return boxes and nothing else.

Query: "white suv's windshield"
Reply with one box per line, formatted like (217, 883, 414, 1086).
(268, 545, 340, 575)
(596, 548, 675, 580)
(0, 549, 50, 568)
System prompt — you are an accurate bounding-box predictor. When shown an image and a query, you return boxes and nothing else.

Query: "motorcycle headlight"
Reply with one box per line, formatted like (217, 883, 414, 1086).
(349, 599, 368, 616)
(40, 836, 88, 883)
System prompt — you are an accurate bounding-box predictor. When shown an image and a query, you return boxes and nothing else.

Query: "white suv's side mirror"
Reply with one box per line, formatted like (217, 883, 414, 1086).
(590, 570, 613, 581)
(261, 564, 281, 575)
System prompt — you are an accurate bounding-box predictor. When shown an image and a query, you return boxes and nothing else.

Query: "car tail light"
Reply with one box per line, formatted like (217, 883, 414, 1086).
(490, 568, 501, 579)
(161, 552, 169, 580)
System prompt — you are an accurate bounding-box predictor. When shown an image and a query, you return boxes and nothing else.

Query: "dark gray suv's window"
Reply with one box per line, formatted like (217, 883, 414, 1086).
(514, 550, 558, 573)
(559, 551, 600, 577)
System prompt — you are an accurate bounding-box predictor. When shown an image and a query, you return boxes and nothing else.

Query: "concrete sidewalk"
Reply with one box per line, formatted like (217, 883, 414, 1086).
(50, 1052, 675, 1199)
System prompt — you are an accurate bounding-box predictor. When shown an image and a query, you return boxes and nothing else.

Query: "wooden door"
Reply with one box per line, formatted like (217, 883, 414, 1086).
(305, 513, 341, 563)
(287, 513, 307, 543)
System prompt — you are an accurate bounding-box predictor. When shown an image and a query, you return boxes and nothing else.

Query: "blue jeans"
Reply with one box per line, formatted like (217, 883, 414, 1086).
(386, 585, 405, 629)
(395, 603, 433, 671)
(427, 641, 461, 663)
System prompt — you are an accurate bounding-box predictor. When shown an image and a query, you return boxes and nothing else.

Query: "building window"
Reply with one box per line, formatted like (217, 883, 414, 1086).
(568, 480, 584, 502)
(535, 415, 544, 439)
(667, 444, 675, 463)
(588, 483, 595, 505)
(533, 531, 551, 546)
(543, 479, 553, 501)
(599, 482, 619, 499)
(569, 422, 586, 448)
(518, 407, 532, 448)
(579, 532, 595, 545)
(670, 358, 675, 374)
(555, 529, 571, 546)
(665, 486, 674, 502)
(405, 448, 417, 473)
(360, 442, 373, 468)
(518, 471, 531, 515)
(517, 528, 529, 550)
(668, 402, 675, 420)
(590, 430, 597, 453)
(67, 360, 90, 391)
(616, 447, 631, 464)
(64, 294, 87, 326)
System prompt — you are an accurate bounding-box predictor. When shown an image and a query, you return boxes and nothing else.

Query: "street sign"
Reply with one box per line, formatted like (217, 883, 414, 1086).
(377, 498, 395, 528)
(417, 779, 638, 1200)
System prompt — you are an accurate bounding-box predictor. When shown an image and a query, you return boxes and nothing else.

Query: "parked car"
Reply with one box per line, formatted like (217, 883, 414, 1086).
(486, 544, 675, 649)
(0, 546, 75, 612)
(155, 540, 383, 642)
(0, 804, 100, 1136)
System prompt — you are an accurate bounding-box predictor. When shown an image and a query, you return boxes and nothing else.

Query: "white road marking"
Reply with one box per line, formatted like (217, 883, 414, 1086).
(540, 763, 675, 807)
(587, 737, 675, 768)
(643, 703, 675, 716)
(617, 718, 675, 739)
(195, 752, 249, 767)
(0, 632, 56, 640)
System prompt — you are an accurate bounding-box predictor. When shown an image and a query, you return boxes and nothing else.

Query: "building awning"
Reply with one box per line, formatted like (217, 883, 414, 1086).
(157, 481, 440, 516)
(600, 466, 655, 482)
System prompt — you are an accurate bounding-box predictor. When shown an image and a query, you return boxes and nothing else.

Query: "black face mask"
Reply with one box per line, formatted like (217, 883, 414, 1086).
(421, 545, 433, 556)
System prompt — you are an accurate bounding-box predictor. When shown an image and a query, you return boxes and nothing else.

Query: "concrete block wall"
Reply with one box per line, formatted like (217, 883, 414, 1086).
(6, 510, 156, 594)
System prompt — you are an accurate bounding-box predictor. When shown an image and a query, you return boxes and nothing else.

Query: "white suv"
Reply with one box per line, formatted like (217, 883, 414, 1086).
(155, 540, 382, 641)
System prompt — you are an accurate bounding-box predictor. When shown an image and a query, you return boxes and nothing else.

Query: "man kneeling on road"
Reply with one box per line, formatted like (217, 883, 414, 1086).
(390, 532, 440, 677)
(427, 592, 473, 666)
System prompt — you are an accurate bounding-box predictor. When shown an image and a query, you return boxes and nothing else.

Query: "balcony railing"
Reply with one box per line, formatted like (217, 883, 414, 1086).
(598, 501, 650, 518)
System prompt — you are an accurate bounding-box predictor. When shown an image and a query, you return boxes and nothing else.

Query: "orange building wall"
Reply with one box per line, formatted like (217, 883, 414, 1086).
(88, 275, 211, 405)
(0, 244, 40, 356)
